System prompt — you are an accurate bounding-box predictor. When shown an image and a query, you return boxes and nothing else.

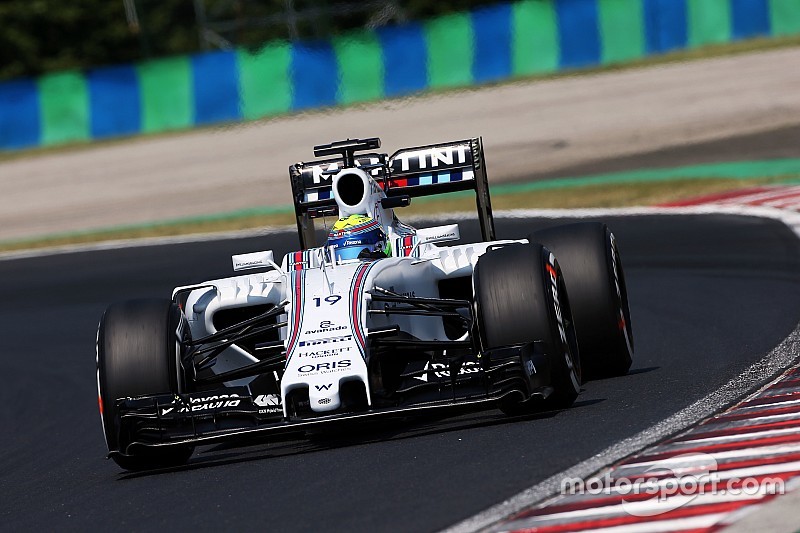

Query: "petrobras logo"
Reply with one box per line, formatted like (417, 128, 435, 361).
(343, 240, 362, 246)
(235, 260, 262, 268)
(428, 230, 457, 240)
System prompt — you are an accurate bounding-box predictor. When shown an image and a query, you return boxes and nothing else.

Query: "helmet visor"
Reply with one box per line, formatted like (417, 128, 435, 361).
(332, 244, 372, 261)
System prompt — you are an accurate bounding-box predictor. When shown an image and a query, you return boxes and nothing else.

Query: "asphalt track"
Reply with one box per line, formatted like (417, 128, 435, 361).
(1, 213, 799, 531)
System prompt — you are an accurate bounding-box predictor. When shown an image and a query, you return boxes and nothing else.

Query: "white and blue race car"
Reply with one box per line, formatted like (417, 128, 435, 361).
(96, 137, 634, 470)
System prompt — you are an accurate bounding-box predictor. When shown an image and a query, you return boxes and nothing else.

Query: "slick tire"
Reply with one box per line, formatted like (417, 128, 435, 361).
(473, 244, 581, 414)
(530, 222, 634, 379)
(96, 298, 194, 471)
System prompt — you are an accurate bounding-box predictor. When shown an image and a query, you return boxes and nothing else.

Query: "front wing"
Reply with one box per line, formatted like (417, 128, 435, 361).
(110, 342, 554, 458)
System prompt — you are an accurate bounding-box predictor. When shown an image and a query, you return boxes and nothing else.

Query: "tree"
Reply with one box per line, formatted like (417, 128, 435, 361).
(0, 0, 494, 80)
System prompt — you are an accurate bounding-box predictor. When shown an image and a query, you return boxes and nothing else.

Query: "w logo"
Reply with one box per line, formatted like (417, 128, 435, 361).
(315, 384, 332, 391)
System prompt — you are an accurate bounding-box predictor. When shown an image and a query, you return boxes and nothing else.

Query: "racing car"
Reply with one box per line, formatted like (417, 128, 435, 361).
(96, 137, 634, 470)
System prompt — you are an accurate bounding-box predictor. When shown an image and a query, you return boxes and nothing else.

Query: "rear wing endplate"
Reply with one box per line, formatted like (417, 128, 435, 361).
(288, 137, 495, 249)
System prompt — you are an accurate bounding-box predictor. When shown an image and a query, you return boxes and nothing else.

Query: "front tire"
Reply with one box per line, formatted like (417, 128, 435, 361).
(531, 222, 634, 379)
(473, 244, 581, 414)
(96, 298, 194, 470)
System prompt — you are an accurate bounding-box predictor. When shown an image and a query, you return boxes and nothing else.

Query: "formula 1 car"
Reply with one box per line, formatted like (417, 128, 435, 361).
(96, 137, 634, 470)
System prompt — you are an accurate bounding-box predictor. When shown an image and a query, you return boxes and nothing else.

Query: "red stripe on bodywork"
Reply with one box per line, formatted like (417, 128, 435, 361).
(293, 251, 304, 271)
(285, 271, 305, 358)
(402, 235, 414, 256)
(350, 264, 370, 354)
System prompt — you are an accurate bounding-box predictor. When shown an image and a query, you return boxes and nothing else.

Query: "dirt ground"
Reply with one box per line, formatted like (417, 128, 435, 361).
(2, 47, 799, 242)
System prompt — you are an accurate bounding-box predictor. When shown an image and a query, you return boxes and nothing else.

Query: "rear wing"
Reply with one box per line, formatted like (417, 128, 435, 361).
(289, 137, 495, 249)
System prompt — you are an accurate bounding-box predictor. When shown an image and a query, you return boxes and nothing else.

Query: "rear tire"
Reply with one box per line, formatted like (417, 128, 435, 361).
(473, 244, 581, 414)
(96, 299, 194, 471)
(530, 222, 633, 379)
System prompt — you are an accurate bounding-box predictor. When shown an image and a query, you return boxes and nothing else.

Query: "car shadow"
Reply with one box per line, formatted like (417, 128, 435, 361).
(116, 397, 604, 480)
(585, 366, 659, 383)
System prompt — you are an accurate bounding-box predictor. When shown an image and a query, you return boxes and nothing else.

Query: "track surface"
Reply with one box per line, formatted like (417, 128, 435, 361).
(1, 214, 799, 531)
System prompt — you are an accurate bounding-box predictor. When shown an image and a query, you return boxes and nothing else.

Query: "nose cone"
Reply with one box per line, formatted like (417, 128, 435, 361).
(308, 380, 341, 412)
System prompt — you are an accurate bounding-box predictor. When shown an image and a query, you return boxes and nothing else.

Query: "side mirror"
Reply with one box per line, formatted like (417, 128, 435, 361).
(232, 250, 276, 271)
(381, 195, 411, 209)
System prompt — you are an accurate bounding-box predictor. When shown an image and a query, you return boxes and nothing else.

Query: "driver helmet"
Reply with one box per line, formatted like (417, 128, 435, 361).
(327, 214, 390, 261)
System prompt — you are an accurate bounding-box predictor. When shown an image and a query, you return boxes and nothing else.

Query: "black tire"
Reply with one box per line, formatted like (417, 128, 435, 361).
(96, 298, 194, 470)
(473, 244, 581, 413)
(530, 222, 634, 379)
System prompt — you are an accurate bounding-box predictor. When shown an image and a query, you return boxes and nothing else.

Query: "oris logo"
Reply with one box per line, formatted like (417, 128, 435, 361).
(298, 360, 352, 373)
